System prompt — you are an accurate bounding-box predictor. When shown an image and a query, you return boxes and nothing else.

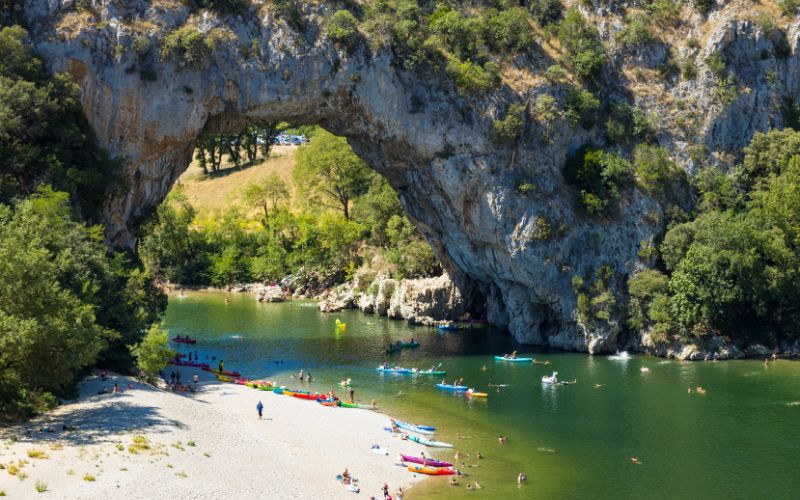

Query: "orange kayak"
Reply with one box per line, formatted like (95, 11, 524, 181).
(407, 465, 455, 476)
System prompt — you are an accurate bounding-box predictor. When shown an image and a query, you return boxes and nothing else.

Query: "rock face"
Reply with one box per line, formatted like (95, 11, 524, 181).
(255, 285, 285, 303)
(319, 273, 467, 325)
(22, 1, 800, 351)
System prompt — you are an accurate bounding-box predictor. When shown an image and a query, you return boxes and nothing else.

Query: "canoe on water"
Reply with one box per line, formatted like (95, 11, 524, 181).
(437, 324, 459, 331)
(400, 454, 452, 467)
(435, 383, 468, 392)
(401, 341, 420, 348)
(394, 421, 435, 435)
(417, 370, 447, 376)
(377, 366, 413, 374)
(466, 390, 488, 398)
(407, 465, 455, 475)
(494, 356, 533, 362)
(405, 434, 453, 448)
(172, 337, 197, 344)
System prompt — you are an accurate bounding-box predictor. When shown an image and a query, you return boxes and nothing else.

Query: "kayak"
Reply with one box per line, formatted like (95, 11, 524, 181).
(216, 374, 233, 383)
(172, 337, 197, 344)
(377, 366, 413, 374)
(394, 421, 435, 435)
(494, 356, 533, 362)
(400, 454, 452, 467)
(258, 384, 274, 391)
(292, 392, 324, 400)
(417, 370, 447, 376)
(401, 341, 420, 348)
(466, 390, 488, 398)
(435, 383, 468, 392)
(437, 324, 459, 331)
(172, 361, 210, 368)
(273, 388, 284, 395)
(234, 378, 248, 385)
(319, 400, 340, 407)
(202, 367, 242, 378)
(405, 434, 453, 448)
(339, 402, 372, 409)
(407, 465, 455, 475)
(395, 420, 435, 431)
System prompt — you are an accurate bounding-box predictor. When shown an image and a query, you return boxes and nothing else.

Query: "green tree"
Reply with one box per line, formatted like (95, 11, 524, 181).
(243, 173, 289, 221)
(129, 324, 175, 382)
(293, 130, 373, 220)
(558, 9, 605, 81)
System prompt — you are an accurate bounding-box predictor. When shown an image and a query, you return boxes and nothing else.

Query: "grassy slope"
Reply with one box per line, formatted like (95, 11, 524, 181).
(174, 145, 299, 219)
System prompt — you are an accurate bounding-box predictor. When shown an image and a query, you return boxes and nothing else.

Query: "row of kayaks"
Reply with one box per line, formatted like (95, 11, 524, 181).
(377, 366, 446, 376)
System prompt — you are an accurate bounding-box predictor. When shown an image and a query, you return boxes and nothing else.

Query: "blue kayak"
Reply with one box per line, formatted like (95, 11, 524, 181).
(436, 383, 468, 391)
(437, 324, 459, 331)
(494, 356, 533, 362)
(377, 366, 413, 374)
(395, 420, 436, 434)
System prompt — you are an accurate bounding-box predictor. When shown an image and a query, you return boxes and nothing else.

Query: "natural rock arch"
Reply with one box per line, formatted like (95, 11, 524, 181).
(23, 0, 800, 351)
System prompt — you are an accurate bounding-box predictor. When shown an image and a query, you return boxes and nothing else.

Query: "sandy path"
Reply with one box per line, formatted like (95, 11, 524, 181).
(0, 369, 429, 499)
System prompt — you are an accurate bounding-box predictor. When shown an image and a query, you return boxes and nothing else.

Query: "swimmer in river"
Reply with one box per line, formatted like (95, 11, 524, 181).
(518, 472, 527, 484)
(594, 384, 605, 389)
(631, 456, 640, 465)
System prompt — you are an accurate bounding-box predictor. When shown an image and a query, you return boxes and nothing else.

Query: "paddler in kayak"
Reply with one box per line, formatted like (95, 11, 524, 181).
(510, 350, 517, 359)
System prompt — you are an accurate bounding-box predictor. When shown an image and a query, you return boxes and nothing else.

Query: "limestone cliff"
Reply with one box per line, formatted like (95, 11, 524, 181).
(21, 0, 800, 352)
(319, 272, 468, 325)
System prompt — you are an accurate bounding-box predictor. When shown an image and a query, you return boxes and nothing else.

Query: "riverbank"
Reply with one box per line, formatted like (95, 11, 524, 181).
(0, 368, 427, 499)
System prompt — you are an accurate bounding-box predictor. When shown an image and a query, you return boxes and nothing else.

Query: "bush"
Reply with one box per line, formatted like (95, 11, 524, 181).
(531, 216, 552, 241)
(565, 148, 633, 216)
(529, 0, 563, 26)
(705, 51, 725, 77)
(779, 0, 800, 16)
(633, 144, 681, 193)
(327, 10, 360, 49)
(619, 12, 652, 48)
(491, 102, 526, 144)
(681, 58, 698, 80)
(693, 0, 715, 15)
(606, 101, 654, 144)
(565, 87, 600, 128)
(558, 8, 605, 80)
(487, 7, 535, 52)
(129, 324, 175, 382)
(162, 26, 214, 67)
(544, 64, 569, 82)
(446, 59, 499, 93)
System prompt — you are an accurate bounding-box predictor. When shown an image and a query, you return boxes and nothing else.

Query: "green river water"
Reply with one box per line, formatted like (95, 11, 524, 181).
(164, 291, 800, 499)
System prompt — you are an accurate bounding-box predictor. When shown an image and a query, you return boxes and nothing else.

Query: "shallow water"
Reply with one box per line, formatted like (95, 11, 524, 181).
(164, 291, 800, 499)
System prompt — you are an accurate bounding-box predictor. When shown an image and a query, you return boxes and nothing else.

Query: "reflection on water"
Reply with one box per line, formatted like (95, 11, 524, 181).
(164, 291, 800, 499)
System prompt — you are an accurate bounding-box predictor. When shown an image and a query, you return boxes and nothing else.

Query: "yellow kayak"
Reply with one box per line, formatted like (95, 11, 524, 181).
(467, 390, 488, 398)
(215, 374, 233, 383)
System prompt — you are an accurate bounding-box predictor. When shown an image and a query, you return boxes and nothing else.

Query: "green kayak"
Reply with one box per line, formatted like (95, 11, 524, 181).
(417, 370, 446, 376)
(339, 401, 372, 409)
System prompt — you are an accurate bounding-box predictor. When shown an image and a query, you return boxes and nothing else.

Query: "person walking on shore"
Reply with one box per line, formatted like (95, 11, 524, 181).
(257, 400, 264, 419)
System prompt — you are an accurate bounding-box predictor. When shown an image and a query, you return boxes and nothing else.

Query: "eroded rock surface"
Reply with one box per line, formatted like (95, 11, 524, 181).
(23, 0, 800, 351)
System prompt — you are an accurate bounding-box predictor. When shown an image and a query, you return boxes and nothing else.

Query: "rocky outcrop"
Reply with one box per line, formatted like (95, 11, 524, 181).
(22, 1, 800, 352)
(255, 285, 285, 303)
(319, 273, 467, 325)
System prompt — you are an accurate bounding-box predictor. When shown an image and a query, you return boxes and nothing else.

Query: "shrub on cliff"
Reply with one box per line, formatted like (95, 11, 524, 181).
(565, 148, 633, 216)
(491, 102, 526, 144)
(161, 26, 214, 67)
(327, 10, 360, 50)
(558, 8, 605, 81)
(446, 58, 500, 93)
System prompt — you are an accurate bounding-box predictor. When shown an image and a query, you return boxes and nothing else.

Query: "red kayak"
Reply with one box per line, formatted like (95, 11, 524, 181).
(172, 337, 197, 344)
(401, 454, 453, 468)
(292, 392, 325, 401)
(201, 367, 241, 378)
(172, 361, 210, 368)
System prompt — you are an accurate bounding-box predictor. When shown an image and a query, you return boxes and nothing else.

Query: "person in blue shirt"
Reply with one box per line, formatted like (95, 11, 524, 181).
(257, 401, 264, 419)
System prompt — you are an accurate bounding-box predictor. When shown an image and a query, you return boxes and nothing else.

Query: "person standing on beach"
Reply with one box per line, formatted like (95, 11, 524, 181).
(299, 369, 304, 383)
(349, 387, 355, 403)
(257, 401, 264, 419)
(219, 360, 224, 372)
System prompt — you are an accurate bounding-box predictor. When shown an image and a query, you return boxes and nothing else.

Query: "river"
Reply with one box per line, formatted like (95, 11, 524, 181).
(164, 290, 800, 499)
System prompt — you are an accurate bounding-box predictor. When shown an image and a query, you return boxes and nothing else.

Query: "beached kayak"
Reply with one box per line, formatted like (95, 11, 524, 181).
(400, 455, 452, 467)
(339, 402, 372, 409)
(394, 421, 435, 435)
(215, 374, 233, 383)
(172, 360, 210, 368)
(273, 388, 284, 395)
(202, 367, 242, 378)
(435, 383, 468, 392)
(292, 392, 324, 400)
(494, 356, 533, 362)
(377, 366, 413, 374)
(405, 434, 453, 448)
(318, 400, 340, 407)
(407, 465, 455, 475)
